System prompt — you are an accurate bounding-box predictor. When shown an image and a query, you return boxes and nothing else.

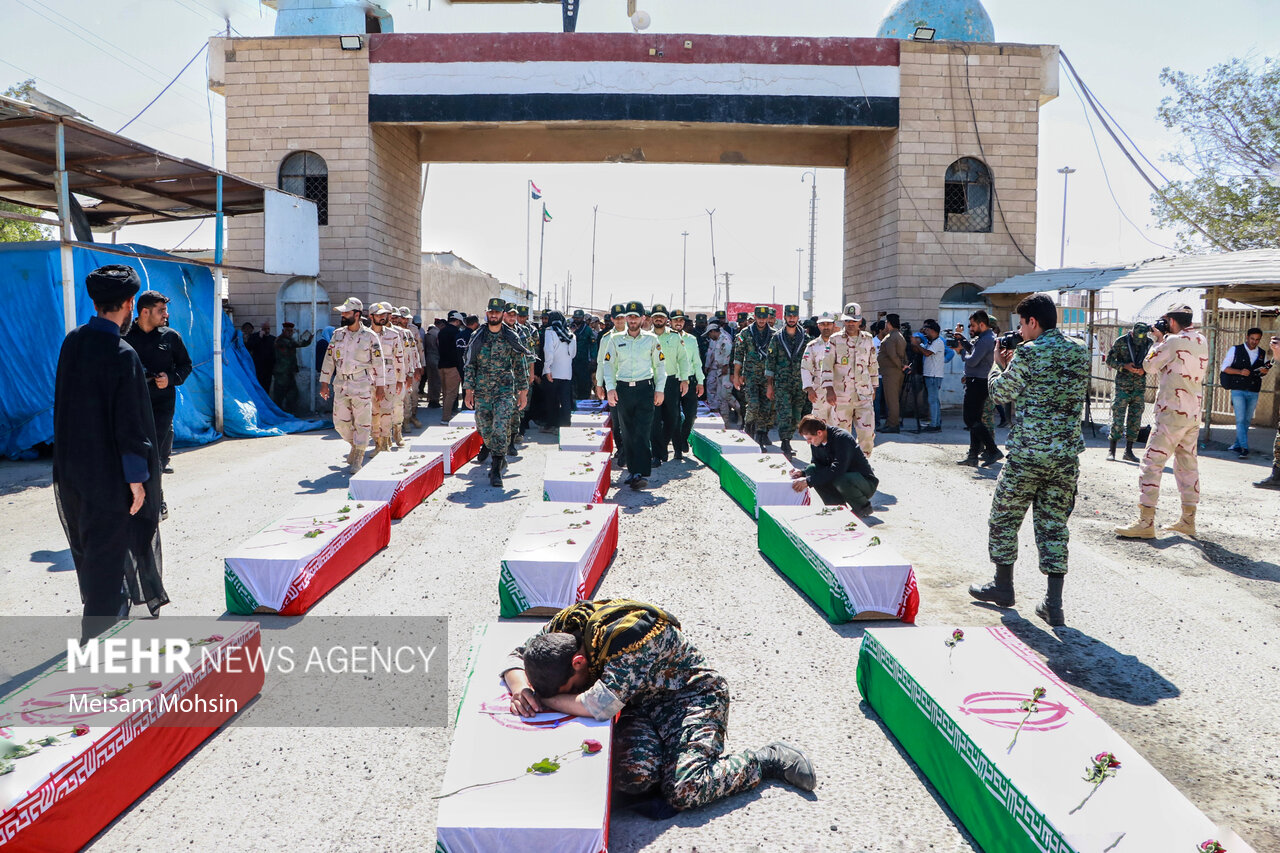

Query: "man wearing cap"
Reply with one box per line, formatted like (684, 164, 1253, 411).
(268, 321, 314, 415)
(600, 301, 667, 489)
(54, 265, 168, 642)
(519, 306, 545, 441)
(801, 312, 838, 427)
(464, 298, 531, 487)
(1116, 304, 1209, 540)
(124, 290, 192, 485)
(733, 306, 777, 450)
(394, 307, 424, 430)
(876, 313, 907, 433)
(504, 304, 533, 449)
(368, 303, 407, 452)
(247, 321, 275, 393)
(766, 305, 808, 456)
(1105, 322, 1152, 462)
(703, 323, 735, 424)
(571, 309, 596, 403)
(438, 311, 466, 422)
(827, 305, 879, 458)
(693, 313, 711, 369)
(648, 305, 688, 465)
(320, 297, 387, 472)
(596, 305, 630, 467)
(669, 310, 705, 460)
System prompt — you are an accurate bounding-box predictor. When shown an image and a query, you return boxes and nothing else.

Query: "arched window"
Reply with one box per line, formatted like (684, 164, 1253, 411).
(279, 151, 328, 226)
(943, 158, 992, 233)
(940, 282, 984, 305)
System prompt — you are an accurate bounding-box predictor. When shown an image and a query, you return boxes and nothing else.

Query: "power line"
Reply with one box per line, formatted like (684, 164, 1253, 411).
(118, 43, 209, 134)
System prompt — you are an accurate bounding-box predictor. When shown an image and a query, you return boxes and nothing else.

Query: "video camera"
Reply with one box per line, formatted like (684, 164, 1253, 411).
(998, 330, 1023, 350)
(1152, 317, 1171, 334)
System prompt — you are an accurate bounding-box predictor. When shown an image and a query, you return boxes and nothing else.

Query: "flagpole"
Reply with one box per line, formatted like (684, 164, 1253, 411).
(537, 205, 546, 311)
(525, 180, 532, 297)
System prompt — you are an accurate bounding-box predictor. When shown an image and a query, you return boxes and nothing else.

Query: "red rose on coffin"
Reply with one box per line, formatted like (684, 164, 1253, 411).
(1198, 841, 1225, 853)
(73, 724, 89, 737)
(1094, 752, 1121, 769)
(148, 680, 163, 690)
(581, 739, 603, 754)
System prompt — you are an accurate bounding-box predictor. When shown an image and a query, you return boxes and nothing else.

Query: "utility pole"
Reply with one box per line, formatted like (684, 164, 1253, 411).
(706, 209, 718, 309)
(1057, 166, 1076, 268)
(680, 229, 689, 309)
(801, 170, 817, 317)
(722, 272, 732, 312)
(796, 247, 804, 309)
(590, 204, 598, 313)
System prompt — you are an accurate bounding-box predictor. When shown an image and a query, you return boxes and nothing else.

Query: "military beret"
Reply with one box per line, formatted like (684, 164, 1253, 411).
(85, 265, 141, 305)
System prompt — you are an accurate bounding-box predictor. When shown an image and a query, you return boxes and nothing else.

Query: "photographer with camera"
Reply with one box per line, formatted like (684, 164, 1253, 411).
(968, 294, 1089, 626)
(1220, 327, 1271, 459)
(1255, 335, 1280, 490)
(951, 310, 1001, 465)
(1116, 304, 1209, 539)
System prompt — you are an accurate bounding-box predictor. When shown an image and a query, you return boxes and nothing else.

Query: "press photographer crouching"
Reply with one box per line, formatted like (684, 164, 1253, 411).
(968, 294, 1090, 627)
(789, 415, 879, 515)
(950, 310, 1001, 466)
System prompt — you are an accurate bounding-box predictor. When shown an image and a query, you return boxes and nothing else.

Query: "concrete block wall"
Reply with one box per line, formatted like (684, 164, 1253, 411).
(219, 36, 421, 328)
(844, 41, 1045, 323)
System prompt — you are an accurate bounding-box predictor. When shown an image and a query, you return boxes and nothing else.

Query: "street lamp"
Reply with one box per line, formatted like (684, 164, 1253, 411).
(800, 170, 817, 317)
(1057, 166, 1076, 268)
(681, 230, 689, 309)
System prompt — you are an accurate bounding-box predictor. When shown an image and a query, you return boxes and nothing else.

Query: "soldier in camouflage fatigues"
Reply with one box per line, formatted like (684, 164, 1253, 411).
(319, 297, 387, 472)
(766, 305, 808, 455)
(393, 307, 424, 430)
(734, 306, 777, 449)
(969, 295, 1090, 627)
(463, 298, 530, 486)
(1104, 322, 1151, 461)
(368, 303, 406, 453)
(506, 305, 536, 451)
(827, 305, 878, 458)
(501, 600, 816, 812)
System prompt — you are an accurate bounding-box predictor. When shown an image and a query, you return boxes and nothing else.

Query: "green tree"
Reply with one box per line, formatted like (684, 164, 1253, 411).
(0, 79, 52, 242)
(1153, 56, 1280, 252)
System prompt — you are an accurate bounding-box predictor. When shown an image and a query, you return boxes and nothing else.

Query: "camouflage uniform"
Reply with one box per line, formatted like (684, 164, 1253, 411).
(703, 333, 734, 416)
(766, 326, 808, 439)
(270, 328, 312, 413)
(828, 331, 878, 457)
(986, 329, 1090, 575)
(1139, 327, 1209, 508)
(463, 325, 526, 456)
(800, 334, 836, 425)
(319, 324, 386, 450)
(1105, 329, 1151, 443)
(396, 312, 424, 427)
(510, 316, 538, 447)
(370, 320, 405, 448)
(734, 321, 776, 434)
(510, 620, 763, 811)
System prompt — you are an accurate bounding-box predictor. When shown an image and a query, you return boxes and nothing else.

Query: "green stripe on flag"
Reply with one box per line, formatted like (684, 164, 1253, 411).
(758, 507, 855, 622)
(856, 632, 1072, 853)
(498, 562, 531, 617)
(690, 431, 722, 473)
(720, 460, 758, 518)
(224, 563, 260, 614)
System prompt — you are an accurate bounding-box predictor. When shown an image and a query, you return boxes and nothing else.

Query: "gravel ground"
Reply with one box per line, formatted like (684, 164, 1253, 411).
(1, 410, 1277, 853)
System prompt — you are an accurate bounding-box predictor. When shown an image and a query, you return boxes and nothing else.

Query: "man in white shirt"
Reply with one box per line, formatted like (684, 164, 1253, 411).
(541, 310, 578, 430)
(918, 319, 947, 431)
(1220, 327, 1270, 458)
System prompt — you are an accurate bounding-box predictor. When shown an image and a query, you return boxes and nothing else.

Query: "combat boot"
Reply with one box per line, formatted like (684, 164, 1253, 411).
(1107, 439, 1117, 460)
(489, 454, 504, 488)
(1164, 504, 1197, 538)
(1255, 465, 1280, 491)
(781, 439, 794, 456)
(1115, 504, 1156, 539)
(1122, 441, 1139, 463)
(1035, 574, 1065, 627)
(409, 416, 423, 428)
(756, 429, 769, 452)
(476, 445, 490, 464)
(968, 562, 1015, 608)
(347, 444, 364, 474)
(393, 424, 405, 447)
(755, 742, 817, 792)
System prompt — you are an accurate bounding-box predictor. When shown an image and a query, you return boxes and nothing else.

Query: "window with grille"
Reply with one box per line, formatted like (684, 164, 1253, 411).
(943, 157, 992, 233)
(279, 151, 328, 226)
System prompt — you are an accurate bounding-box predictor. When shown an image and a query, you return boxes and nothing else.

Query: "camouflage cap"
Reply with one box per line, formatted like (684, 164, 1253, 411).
(754, 306, 770, 319)
(334, 297, 363, 313)
(817, 311, 838, 324)
(396, 306, 412, 318)
(783, 304, 800, 317)
(371, 301, 393, 315)
(650, 303, 669, 318)
(486, 297, 506, 311)
(1167, 303, 1194, 315)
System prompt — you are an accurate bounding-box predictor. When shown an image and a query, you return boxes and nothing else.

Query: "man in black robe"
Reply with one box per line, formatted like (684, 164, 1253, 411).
(54, 265, 169, 643)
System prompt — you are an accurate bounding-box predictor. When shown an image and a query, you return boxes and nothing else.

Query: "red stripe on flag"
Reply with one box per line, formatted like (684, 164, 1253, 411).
(370, 33, 900, 67)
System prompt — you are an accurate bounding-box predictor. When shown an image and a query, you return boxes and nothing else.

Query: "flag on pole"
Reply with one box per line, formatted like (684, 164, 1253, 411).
(530, 181, 542, 200)
(542, 204, 552, 223)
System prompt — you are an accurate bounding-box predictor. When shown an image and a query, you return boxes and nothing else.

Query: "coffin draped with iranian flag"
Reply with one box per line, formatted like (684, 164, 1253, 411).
(499, 502, 620, 618)
(0, 620, 262, 851)
(224, 494, 390, 615)
(856, 626, 1256, 853)
(719, 452, 811, 519)
(557, 427, 613, 454)
(568, 412, 610, 429)
(409, 424, 483, 473)
(436, 623, 612, 853)
(348, 450, 444, 519)
(542, 452, 611, 504)
(689, 427, 759, 474)
(758, 505, 918, 623)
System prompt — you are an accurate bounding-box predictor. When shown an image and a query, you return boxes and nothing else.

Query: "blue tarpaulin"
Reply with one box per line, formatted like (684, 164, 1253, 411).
(0, 242, 326, 459)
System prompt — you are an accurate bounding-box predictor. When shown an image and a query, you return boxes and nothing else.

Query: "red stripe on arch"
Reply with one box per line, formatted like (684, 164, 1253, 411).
(370, 32, 900, 67)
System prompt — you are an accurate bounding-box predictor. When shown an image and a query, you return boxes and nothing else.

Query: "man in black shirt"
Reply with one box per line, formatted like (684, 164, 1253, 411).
(124, 291, 192, 489)
(789, 414, 879, 512)
(437, 311, 466, 422)
(247, 321, 275, 392)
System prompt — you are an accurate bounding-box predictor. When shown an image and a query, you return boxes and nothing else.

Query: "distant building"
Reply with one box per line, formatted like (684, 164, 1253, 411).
(421, 251, 530, 318)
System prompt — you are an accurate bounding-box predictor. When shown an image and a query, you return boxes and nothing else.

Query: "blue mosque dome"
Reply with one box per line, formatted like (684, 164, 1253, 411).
(875, 0, 995, 42)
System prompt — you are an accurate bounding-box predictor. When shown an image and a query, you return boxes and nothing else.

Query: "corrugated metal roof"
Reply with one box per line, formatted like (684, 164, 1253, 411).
(985, 250, 1280, 304)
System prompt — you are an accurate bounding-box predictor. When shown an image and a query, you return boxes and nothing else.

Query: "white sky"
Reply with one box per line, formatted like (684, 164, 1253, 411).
(2, 0, 1276, 313)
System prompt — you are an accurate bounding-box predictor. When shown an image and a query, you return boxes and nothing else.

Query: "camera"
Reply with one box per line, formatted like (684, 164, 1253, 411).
(998, 330, 1023, 350)
(900, 321, 912, 335)
(1152, 317, 1171, 334)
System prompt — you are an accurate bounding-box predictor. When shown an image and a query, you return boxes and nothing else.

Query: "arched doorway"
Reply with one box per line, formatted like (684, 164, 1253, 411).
(276, 277, 330, 413)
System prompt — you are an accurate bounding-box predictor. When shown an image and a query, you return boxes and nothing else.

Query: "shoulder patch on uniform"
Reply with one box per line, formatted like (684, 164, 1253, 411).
(658, 351, 665, 360)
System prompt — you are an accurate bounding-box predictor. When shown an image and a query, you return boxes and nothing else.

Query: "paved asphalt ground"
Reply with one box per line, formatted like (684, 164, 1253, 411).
(2, 408, 1277, 852)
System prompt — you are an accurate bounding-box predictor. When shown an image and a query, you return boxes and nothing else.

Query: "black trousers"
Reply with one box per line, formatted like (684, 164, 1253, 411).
(675, 380, 699, 454)
(650, 376, 681, 462)
(547, 377, 573, 427)
(609, 399, 625, 466)
(56, 484, 133, 643)
(963, 377, 997, 457)
(572, 362, 593, 401)
(616, 380, 655, 478)
(151, 396, 175, 467)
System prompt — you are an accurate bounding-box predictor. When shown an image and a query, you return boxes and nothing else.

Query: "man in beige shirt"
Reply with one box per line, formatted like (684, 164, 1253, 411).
(876, 313, 907, 433)
(827, 303, 879, 457)
(1116, 303, 1209, 539)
